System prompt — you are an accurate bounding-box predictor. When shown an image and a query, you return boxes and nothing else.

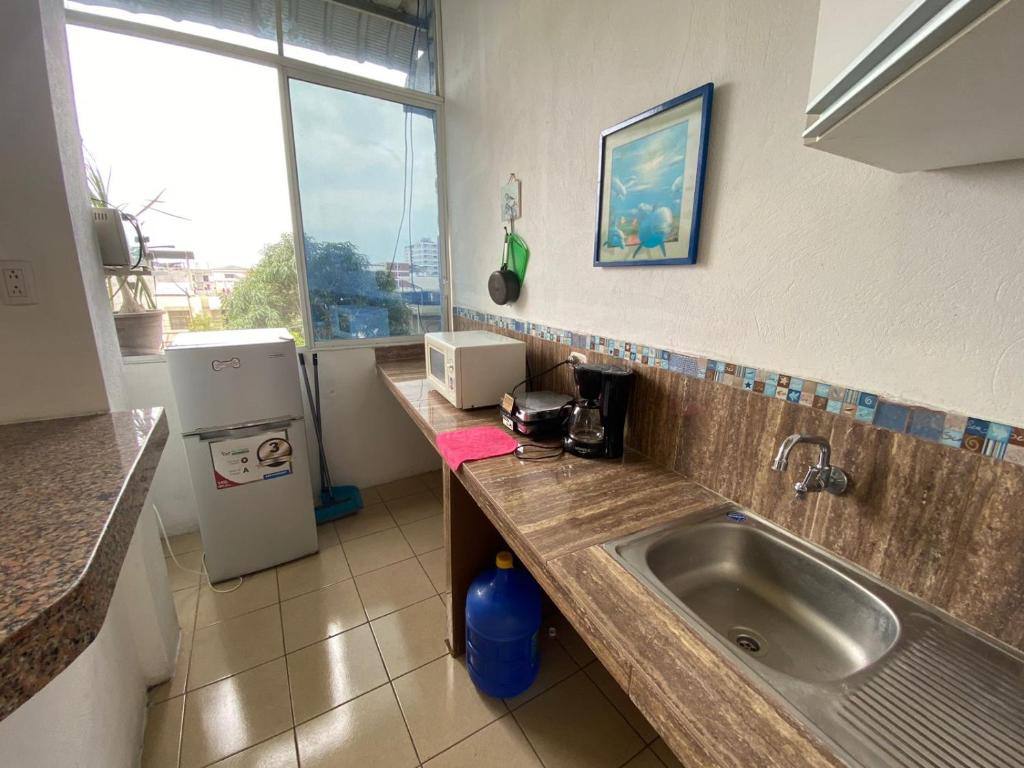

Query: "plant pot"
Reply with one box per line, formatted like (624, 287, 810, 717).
(114, 309, 165, 356)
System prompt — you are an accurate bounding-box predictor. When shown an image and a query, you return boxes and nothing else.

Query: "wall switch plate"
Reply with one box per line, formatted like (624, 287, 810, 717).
(1, 260, 37, 305)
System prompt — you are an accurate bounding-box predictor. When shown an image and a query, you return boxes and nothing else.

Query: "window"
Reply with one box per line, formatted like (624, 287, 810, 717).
(282, 0, 437, 93)
(289, 81, 442, 341)
(67, 26, 301, 350)
(66, 0, 438, 94)
(65, 0, 445, 355)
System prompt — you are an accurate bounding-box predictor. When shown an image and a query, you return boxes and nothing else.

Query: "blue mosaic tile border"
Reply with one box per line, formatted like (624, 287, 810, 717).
(454, 306, 1024, 466)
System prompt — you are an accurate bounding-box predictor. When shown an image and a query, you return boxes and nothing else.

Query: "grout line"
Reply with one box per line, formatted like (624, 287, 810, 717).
(172, 576, 201, 768)
(194, 728, 295, 768)
(349, 568, 425, 766)
(509, 711, 547, 767)
(274, 568, 302, 768)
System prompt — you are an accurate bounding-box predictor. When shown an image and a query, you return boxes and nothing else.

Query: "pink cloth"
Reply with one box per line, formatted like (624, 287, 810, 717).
(436, 426, 518, 471)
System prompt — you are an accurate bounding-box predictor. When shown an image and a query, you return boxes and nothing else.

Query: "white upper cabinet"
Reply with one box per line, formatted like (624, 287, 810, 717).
(803, 0, 1024, 172)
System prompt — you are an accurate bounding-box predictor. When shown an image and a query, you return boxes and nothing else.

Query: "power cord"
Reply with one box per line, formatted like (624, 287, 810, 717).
(153, 503, 244, 594)
(514, 441, 565, 461)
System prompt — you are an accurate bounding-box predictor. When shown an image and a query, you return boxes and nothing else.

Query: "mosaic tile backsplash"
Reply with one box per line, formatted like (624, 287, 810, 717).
(454, 306, 1024, 466)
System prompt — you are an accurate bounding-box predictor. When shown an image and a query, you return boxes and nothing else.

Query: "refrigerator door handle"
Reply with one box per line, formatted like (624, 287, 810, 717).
(193, 418, 299, 441)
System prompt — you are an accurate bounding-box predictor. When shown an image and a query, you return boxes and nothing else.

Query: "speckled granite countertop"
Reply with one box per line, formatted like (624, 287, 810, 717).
(379, 358, 845, 767)
(0, 409, 167, 720)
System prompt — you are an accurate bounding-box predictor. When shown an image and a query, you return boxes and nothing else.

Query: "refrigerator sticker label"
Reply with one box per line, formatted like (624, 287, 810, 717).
(210, 429, 293, 489)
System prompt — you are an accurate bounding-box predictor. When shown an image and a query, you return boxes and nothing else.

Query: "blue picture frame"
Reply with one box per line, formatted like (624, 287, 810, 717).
(593, 83, 713, 268)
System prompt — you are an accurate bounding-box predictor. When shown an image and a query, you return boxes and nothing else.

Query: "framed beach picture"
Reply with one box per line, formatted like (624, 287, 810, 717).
(594, 83, 713, 267)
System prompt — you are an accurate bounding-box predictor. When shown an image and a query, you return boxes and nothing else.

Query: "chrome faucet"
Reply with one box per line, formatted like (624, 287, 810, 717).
(771, 434, 848, 496)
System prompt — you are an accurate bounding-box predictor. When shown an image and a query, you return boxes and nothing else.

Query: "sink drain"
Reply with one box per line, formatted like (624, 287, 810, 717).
(728, 627, 766, 656)
(735, 634, 761, 653)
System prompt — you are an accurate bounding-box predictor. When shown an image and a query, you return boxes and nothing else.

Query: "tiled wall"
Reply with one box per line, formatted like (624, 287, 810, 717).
(453, 307, 1024, 651)
(454, 307, 1023, 466)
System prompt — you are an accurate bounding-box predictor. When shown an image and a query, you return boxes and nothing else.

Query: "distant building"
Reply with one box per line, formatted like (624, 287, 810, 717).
(404, 238, 440, 276)
(147, 250, 249, 338)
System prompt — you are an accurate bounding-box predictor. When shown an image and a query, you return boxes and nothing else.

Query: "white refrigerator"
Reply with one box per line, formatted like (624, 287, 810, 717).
(166, 329, 317, 582)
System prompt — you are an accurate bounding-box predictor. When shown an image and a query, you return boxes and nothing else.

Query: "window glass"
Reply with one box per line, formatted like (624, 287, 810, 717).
(67, 27, 302, 352)
(65, 0, 278, 52)
(289, 79, 441, 341)
(283, 0, 436, 93)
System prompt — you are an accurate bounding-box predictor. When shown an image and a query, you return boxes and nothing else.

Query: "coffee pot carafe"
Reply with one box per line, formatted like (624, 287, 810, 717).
(564, 363, 634, 458)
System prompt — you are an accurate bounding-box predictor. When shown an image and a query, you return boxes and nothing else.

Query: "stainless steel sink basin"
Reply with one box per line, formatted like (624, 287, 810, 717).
(641, 517, 899, 683)
(605, 508, 1024, 768)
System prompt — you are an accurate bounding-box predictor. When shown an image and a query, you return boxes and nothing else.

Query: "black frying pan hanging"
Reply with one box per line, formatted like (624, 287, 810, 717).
(489, 228, 526, 305)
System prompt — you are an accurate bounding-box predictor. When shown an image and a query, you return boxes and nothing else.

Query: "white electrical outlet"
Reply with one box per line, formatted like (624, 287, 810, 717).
(1, 261, 37, 305)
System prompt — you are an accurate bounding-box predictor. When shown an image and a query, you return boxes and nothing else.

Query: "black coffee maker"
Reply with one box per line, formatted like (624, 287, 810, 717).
(564, 363, 635, 458)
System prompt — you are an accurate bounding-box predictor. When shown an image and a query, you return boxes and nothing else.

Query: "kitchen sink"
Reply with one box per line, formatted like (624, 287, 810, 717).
(641, 518, 899, 683)
(605, 508, 1024, 768)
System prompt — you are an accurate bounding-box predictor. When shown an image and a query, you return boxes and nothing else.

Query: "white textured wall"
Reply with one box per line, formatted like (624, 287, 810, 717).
(0, 507, 177, 767)
(442, 0, 1024, 426)
(0, 0, 124, 422)
(124, 348, 438, 533)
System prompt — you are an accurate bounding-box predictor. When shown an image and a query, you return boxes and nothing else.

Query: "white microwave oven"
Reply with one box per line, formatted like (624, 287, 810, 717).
(424, 331, 526, 409)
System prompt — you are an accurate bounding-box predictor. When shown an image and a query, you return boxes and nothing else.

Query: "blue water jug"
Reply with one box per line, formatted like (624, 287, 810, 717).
(466, 551, 541, 697)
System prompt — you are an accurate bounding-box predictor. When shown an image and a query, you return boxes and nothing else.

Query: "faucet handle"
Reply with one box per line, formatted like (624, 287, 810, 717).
(794, 466, 848, 496)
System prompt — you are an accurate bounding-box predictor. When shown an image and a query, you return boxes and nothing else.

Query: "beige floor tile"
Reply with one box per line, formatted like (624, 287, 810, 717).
(287, 624, 388, 723)
(150, 627, 193, 704)
(623, 748, 665, 768)
(166, 550, 203, 592)
(141, 694, 184, 767)
(196, 569, 279, 628)
(189, 605, 284, 689)
(180, 659, 292, 768)
(359, 485, 383, 504)
(207, 731, 298, 767)
(315, 522, 339, 551)
(424, 714, 542, 768)
(392, 655, 506, 760)
(651, 739, 684, 768)
(413, 469, 443, 496)
(277, 547, 351, 600)
(386, 491, 443, 526)
(550, 614, 596, 666)
(355, 557, 436, 620)
(174, 586, 199, 635)
(342, 527, 415, 575)
(401, 514, 444, 555)
(370, 595, 447, 678)
(374, 476, 427, 501)
(296, 685, 418, 768)
(418, 548, 448, 593)
(584, 660, 657, 742)
(333, 502, 395, 542)
(513, 671, 643, 768)
(505, 633, 578, 709)
(167, 531, 203, 556)
(280, 578, 366, 652)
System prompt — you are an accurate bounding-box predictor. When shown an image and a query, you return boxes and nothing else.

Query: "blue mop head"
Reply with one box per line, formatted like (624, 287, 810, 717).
(314, 484, 363, 524)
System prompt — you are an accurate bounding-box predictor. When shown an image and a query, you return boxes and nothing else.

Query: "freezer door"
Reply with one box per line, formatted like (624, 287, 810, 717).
(166, 331, 303, 434)
(183, 419, 317, 582)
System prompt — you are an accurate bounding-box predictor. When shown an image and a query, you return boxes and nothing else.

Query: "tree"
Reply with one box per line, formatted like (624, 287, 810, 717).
(221, 233, 304, 345)
(304, 236, 412, 339)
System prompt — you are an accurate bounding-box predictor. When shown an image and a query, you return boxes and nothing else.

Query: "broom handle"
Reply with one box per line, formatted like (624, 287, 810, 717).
(300, 353, 331, 498)
(313, 353, 334, 498)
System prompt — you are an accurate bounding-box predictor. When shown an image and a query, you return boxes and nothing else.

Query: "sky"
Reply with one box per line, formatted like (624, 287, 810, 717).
(66, 23, 439, 270)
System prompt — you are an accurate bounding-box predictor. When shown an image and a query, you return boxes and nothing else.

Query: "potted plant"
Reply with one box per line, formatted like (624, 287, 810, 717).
(86, 158, 182, 356)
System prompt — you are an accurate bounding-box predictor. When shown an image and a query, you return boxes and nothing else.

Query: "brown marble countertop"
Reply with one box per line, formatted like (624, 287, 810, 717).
(379, 358, 847, 767)
(0, 409, 168, 720)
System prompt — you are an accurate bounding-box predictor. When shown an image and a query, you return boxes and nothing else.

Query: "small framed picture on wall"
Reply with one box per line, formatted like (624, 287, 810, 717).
(594, 82, 713, 267)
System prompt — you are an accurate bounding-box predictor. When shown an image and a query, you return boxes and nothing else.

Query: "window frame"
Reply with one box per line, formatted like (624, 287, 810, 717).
(65, 0, 451, 352)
